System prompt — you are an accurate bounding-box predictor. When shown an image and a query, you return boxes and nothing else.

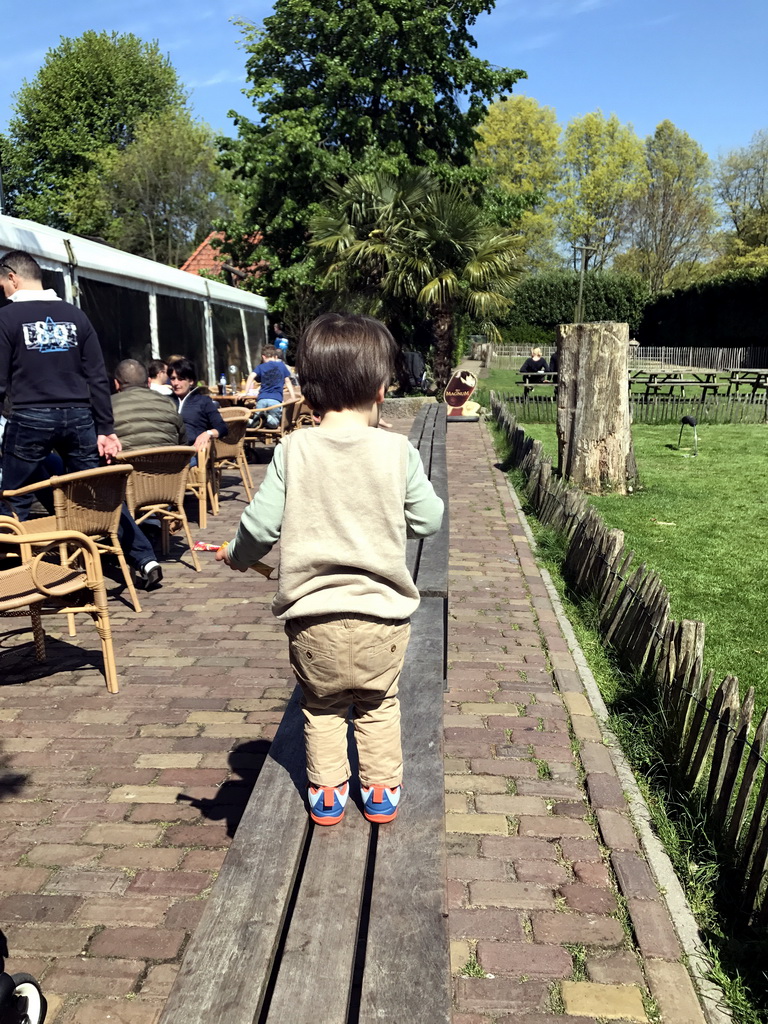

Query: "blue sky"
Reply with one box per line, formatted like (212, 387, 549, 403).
(1, 0, 766, 160)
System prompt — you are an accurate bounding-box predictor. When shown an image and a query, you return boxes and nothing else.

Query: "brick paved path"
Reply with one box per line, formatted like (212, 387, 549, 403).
(0, 450, 299, 1024)
(0, 418, 708, 1023)
(445, 420, 706, 1024)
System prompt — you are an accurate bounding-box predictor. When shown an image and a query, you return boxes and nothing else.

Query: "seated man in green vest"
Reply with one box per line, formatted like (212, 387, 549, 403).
(111, 358, 187, 451)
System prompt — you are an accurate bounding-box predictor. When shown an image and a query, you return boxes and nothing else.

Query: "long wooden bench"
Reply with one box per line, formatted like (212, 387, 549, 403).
(159, 404, 451, 1024)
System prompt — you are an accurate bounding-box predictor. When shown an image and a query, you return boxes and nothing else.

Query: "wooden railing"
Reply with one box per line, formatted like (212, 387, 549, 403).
(492, 392, 768, 921)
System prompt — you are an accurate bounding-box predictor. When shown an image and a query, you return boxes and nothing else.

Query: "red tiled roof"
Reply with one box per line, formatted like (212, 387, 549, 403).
(179, 231, 264, 282)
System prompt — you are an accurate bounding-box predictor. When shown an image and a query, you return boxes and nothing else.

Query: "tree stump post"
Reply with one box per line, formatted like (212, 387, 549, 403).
(556, 321, 638, 494)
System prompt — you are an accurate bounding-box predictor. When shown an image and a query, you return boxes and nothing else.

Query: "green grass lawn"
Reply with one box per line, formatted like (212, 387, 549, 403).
(514, 420, 768, 707)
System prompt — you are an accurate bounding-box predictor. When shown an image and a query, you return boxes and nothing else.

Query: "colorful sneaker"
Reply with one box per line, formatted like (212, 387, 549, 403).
(361, 784, 402, 823)
(307, 782, 349, 825)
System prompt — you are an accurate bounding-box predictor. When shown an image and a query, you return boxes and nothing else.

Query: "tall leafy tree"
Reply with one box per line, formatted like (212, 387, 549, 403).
(2, 31, 186, 230)
(558, 111, 647, 270)
(220, 0, 525, 312)
(475, 95, 562, 268)
(78, 110, 231, 266)
(311, 170, 522, 385)
(619, 121, 715, 294)
(716, 129, 768, 249)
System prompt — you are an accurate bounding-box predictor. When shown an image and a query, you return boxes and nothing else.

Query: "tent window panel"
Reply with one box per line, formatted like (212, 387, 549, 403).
(77, 277, 151, 370)
(244, 311, 266, 368)
(156, 293, 207, 381)
(211, 304, 247, 385)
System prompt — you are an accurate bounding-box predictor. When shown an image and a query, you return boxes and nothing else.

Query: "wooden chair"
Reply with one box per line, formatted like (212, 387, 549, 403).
(244, 397, 302, 449)
(0, 464, 142, 613)
(185, 445, 219, 530)
(116, 446, 201, 572)
(0, 518, 119, 693)
(293, 397, 316, 429)
(215, 407, 254, 500)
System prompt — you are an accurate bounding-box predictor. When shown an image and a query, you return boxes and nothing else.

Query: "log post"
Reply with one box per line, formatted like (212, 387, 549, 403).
(556, 321, 638, 494)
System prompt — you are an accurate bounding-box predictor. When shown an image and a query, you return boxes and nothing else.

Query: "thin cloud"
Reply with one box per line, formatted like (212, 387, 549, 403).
(516, 31, 560, 51)
(189, 70, 247, 88)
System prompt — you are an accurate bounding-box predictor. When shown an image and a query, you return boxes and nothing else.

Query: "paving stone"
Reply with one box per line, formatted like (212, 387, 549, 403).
(0, 893, 83, 923)
(645, 960, 707, 1024)
(586, 950, 645, 987)
(455, 977, 551, 1013)
(446, 813, 509, 835)
(561, 981, 648, 1021)
(0, 867, 52, 891)
(451, 938, 472, 973)
(65, 998, 164, 1023)
(76, 897, 170, 927)
(518, 816, 593, 839)
(610, 851, 659, 901)
(596, 809, 640, 851)
(586, 773, 626, 810)
(477, 940, 573, 978)
(558, 884, 617, 915)
(531, 912, 624, 947)
(141, 963, 179, 1000)
(573, 861, 612, 887)
(449, 908, 526, 942)
(469, 881, 556, 910)
(128, 870, 211, 897)
(627, 899, 682, 960)
(444, 774, 509, 794)
(481, 836, 558, 861)
(89, 926, 185, 959)
(448, 855, 507, 881)
(514, 861, 570, 886)
(44, 869, 130, 896)
(562, 693, 592, 717)
(108, 786, 183, 804)
(475, 795, 548, 815)
(43, 957, 145, 996)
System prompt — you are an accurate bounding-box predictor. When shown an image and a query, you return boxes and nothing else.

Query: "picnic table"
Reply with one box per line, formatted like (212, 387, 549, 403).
(725, 368, 768, 397)
(637, 370, 720, 397)
(518, 371, 558, 394)
(159, 403, 451, 1024)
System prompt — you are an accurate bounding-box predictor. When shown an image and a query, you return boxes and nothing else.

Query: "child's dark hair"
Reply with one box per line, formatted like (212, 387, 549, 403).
(296, 313, 397, 412)
(147, 359, 167, 378)
(261, 345, 279, 359)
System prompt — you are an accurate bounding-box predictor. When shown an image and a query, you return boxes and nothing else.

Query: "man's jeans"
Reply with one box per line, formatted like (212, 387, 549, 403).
(0, 406, 155, 569)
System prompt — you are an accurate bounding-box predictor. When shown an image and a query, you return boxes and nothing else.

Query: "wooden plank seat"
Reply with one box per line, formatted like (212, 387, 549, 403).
(643, 377, 721, 397)
(159, 404, 451, 1024)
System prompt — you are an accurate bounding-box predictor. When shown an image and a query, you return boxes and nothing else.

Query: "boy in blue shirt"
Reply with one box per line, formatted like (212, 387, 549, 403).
(246, 346, 296, 427)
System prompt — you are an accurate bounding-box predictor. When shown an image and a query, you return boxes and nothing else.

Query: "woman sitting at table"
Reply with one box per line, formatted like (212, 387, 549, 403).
(167, 357, 228, 454)
(519, 347, 549, 395)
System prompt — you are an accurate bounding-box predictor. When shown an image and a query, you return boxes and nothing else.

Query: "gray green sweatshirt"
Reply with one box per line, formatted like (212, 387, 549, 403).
(227, 425, 444, 620)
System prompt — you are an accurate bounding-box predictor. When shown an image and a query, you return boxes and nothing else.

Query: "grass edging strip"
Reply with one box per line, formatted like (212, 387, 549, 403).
(500, 464, 732, 1024)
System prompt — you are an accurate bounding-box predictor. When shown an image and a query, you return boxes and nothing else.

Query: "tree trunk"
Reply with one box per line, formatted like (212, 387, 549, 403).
(432, 307, 454, 390)
(556, 321, 638, 494)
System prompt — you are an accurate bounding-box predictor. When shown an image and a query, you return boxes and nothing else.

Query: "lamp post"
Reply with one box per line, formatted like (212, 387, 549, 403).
(573, 245, 597, 324)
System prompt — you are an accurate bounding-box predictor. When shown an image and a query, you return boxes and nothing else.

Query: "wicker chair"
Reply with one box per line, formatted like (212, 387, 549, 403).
(244, 397, 302, 449)
(116, 446, 201, 571)
(0, 464, 142, 613)
(0, 517, 119, 693)
(185, 444, 219, 531)
(215, 407, 254, 500)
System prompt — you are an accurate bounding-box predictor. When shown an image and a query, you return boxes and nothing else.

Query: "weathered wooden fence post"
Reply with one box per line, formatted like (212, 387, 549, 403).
(556, 321, 638, 494)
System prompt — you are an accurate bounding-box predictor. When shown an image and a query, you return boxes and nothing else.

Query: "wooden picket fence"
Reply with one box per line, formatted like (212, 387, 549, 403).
(493, 392, 768, 425)
(492, 392, 768, 921)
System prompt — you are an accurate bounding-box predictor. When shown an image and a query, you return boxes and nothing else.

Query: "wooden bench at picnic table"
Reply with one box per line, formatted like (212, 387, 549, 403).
(518, 371, 558, 393)
(725, 368, 768, 396)
(158, 403, 451, 1024)
(639, 370, 720, 397)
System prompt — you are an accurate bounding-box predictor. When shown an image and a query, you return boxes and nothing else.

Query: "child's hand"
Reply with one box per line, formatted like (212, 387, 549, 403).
(215, 543, 247, 572)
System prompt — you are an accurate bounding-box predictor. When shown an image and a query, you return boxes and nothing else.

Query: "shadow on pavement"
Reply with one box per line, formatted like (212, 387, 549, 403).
(177, 739, 272, 837)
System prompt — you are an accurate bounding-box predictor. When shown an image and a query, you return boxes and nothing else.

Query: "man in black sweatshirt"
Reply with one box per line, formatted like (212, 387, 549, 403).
(0, 250, 162, 588)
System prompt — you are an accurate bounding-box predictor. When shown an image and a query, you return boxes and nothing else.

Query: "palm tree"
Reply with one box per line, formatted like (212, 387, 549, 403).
(311, 170, 522, 386)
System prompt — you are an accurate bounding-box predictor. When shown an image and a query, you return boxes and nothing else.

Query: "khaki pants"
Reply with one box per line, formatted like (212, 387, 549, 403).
(285, 614, 411, 788)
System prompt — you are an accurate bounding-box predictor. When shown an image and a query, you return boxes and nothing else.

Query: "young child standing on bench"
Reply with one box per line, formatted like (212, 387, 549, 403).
(217, 313, 443, 825)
